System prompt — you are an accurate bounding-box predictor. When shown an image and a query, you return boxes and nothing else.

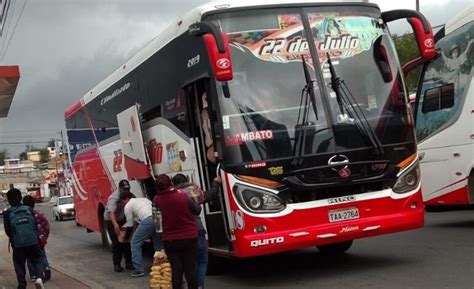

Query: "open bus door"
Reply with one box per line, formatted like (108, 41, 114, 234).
(117, 104, 151, 182)
(186, 21, 235, 256)
(183, 80, 232, 255)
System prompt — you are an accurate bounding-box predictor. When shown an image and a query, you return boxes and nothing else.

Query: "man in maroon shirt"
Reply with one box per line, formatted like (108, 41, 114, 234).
(153, 174, 201, 289)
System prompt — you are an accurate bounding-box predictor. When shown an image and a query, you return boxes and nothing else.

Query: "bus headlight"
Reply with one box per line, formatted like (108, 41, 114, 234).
(393, 162, 420, 193)
(234, 184, 286, 213)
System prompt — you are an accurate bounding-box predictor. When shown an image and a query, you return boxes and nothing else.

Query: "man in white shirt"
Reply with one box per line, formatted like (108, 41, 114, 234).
(119, 192, 162, 277)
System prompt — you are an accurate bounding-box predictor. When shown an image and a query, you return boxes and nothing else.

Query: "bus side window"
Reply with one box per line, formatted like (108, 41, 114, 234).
(422, 83, 455, 113)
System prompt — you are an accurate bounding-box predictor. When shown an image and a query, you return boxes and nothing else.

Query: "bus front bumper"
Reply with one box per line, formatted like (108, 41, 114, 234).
(232, 191, 424, 257)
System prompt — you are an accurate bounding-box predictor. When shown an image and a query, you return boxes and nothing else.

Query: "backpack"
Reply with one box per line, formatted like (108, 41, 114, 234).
(8, 205, 38, 248)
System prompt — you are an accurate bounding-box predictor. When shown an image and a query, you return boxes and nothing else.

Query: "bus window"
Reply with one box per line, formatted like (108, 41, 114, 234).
(415, 21, 473, 142)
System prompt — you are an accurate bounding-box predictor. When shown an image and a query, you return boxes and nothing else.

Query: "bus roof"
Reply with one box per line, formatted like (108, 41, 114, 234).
(444, 4, 473, 34)
(65, 0, 375, 119)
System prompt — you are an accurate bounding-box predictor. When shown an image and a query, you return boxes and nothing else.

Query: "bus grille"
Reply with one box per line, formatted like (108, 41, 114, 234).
(282, 181, 387, 204)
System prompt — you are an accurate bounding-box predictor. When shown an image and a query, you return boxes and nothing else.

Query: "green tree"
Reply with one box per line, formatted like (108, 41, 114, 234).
(19, 151, 27, 160)
(393, 32, 421, 93)
(0, 149, 8, 166)
(47, 138, 55, 148)
(39, 148, 50, 163)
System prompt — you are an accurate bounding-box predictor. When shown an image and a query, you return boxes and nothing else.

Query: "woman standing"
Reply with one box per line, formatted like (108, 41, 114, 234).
(153, 174, 201, 289)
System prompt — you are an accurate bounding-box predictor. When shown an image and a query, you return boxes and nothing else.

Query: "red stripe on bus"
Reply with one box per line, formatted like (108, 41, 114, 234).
(64, 100, 84, 119)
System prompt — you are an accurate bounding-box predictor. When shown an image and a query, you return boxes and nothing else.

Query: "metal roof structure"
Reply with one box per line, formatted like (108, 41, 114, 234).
(0, 65, 19, 118)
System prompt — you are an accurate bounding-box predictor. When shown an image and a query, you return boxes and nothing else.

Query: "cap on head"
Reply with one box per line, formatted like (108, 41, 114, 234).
(119, 179, 130, 189)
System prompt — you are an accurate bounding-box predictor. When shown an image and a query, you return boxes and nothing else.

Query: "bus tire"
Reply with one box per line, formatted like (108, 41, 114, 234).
(468, 169, 474, 203)
(206, 254, 225, 275)
(101, 218, 113, 251)
(317, 240, 353, 255)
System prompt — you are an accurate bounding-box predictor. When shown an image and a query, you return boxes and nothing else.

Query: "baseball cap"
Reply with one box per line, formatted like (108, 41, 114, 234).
(118, 180, 130, 189)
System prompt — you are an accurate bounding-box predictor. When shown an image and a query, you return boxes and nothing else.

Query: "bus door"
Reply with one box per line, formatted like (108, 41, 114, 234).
(184, 79, 231, 253)
(117, 104, 151, 196)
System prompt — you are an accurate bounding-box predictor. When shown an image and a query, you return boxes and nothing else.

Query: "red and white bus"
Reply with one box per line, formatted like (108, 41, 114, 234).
(65, 0, 436, 257)
(411, 6, 473, 206)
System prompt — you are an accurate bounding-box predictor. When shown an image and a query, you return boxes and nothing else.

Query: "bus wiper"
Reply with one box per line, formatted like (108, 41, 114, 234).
(326, 53, 384, 156)
(292, 56, 319, 166)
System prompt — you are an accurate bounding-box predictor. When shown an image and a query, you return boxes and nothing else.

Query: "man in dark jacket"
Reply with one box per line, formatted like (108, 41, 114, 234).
(3, 189, 45, 289)
(104, 179, 133, 272)
(153, 174, 201, 289)
(171, 174, 221, 289)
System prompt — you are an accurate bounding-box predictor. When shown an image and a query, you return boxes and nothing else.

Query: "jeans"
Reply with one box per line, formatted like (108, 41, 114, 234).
(105, 220, 132, 266)
(197, 235, 208, 287)
(131, 216, 163, 273)
(163, 238, 198, 289)
(26, 247, 49, 278)
(12, 244, 44, 289)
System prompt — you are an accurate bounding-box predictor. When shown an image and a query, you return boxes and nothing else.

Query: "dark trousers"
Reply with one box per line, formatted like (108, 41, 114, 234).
(163, 238, 198, 289)
(105, 220, 132, 266)
(12, 244, 44, 289)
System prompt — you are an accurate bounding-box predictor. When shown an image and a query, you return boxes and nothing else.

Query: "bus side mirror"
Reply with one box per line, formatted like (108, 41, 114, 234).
(381, 10, 437, 61)
(189, 22, 233, 82)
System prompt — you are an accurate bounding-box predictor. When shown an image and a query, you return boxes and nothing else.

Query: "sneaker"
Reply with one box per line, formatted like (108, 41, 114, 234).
(130, 271, 145, 277)
(114, 265, 124, 272)
(30, 276, 37, 282)
(125, 263, 134, 270)
(44, 267, 51, 281)
(34, 278, 44, 289)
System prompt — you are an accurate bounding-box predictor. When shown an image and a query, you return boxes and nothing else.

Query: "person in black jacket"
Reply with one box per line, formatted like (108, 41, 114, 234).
(171, 174, 221, 289)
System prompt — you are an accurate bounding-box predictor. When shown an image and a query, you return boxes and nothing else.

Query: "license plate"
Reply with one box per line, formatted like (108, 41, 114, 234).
(328, 207, 359, 223)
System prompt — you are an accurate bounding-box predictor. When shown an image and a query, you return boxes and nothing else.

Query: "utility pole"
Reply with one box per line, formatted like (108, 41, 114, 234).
(416, 0, 420, 12)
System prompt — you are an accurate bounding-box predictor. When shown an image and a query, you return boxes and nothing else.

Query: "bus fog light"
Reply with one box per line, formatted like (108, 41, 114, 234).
(410, 201, 418, 209)
(254, 225, 267, 234)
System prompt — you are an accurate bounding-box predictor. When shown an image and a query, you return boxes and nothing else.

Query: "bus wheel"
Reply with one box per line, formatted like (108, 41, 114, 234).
(317, 240, 353, 255)
(101, 219, 113, 251)
(206, 254, 225, 275)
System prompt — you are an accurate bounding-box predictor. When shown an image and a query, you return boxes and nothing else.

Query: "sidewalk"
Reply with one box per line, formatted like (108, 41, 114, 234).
(0, 236, 90, 289)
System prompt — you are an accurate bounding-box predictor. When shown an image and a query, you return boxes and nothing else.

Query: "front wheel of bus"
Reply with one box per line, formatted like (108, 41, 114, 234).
(206, 254, 226, 275)
(317, 240, 353, 255)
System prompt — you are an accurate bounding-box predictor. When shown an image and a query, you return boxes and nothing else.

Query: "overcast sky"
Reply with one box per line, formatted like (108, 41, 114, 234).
(0, 0, 470, 157)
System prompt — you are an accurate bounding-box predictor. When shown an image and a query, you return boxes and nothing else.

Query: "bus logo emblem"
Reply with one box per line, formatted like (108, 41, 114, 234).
(338, 167, 351, 178)
(328, 154, 349, 171)
(424, 38, 434, 48)
(216, 58, 230, 69)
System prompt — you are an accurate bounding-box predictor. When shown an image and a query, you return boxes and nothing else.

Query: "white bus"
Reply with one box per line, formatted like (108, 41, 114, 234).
(65, 0, 436, 258)
(413, 6, 473, 206)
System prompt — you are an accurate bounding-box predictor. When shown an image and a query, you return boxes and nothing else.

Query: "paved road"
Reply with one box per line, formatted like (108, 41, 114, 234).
(2, 205, 473, 289)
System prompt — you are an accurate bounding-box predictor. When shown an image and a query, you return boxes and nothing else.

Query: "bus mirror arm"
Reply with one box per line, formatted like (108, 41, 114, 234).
(222, 81, 231, 98)
(381, 9, 436, 61)
(189, 22, 226, 53)
(402, 51, 440, 76)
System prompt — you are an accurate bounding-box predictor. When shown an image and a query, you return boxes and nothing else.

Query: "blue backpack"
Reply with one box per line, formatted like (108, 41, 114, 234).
(8, 205, 38, 248)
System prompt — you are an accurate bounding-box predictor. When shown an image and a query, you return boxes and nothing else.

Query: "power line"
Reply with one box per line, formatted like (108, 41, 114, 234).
(0, 0, 13, 56)
(0, 140, 50, 145)
(0, 0, 27, 61)
(0, 0, 11, 37)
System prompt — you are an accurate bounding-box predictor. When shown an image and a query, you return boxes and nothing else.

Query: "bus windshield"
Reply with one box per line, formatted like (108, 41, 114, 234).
(209, 6, 414, 166)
